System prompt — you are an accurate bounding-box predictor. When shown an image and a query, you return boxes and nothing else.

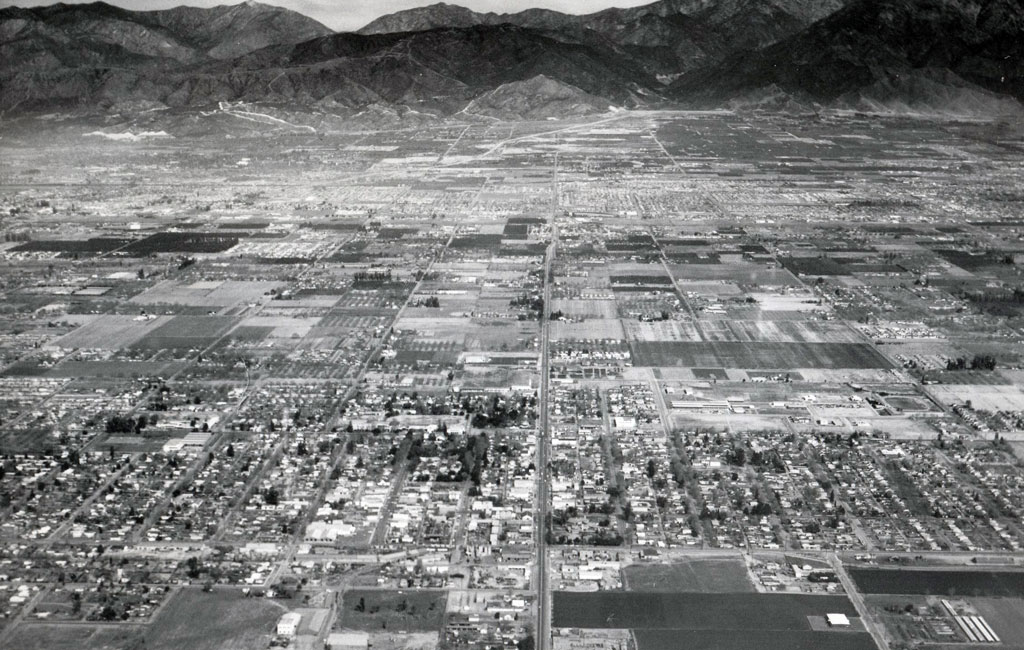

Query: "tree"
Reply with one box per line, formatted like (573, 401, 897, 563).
(226, 443, 235, 457)
(264, 487, 280, 506)
(105, 415, 135, 434)
(186, 556, 201, 579)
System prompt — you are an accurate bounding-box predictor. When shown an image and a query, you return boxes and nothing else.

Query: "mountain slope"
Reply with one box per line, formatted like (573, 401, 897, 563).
(669, 0, 1024, 108)
(462, 74, 612, 119)
(0, 23, 660, 114)
(232, 25, 659, 106)
(135, 0, 334, 59)
(0, 0, 333, 66)
(2, 0, 1020, 120)
(358, 0, 848, 76)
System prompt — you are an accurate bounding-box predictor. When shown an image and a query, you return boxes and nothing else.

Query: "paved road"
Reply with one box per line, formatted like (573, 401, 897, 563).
(832, 553, 891, 650)
(536, 156, 558, 650)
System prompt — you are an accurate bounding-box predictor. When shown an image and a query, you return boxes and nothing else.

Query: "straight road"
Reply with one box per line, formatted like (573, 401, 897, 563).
(831, 553, 891, 650)
(536, 154, 559, 650)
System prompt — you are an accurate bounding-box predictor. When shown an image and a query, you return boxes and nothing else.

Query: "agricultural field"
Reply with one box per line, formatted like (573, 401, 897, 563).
(130, 315, 239, 350)
(52, 315, 175, 349)
(553, 591, 876, 650)
(635, 629, 878, 650)
(863, 594, 1024, 649)
(552, 592, 860, 628)
(849, 569, 1024, 598)
(5, 624, 143, 650)
(973, 598, 1024, 649)
(628, 341, 892, 369)
(3, 99, 1024, 650)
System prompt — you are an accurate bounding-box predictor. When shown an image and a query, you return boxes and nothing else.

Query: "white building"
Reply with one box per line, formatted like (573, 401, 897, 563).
(277, 612, 301, 636)
(327, 631, 370, 650)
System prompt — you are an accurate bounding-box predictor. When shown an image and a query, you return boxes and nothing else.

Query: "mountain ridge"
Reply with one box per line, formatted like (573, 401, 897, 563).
(0, 0, 1021, 122)
(668, 0, 1024, 110)
(0, 0, 333, 65)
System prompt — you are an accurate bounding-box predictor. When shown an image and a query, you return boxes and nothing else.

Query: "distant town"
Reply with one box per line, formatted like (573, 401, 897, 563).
(1, 109, 1024, 650)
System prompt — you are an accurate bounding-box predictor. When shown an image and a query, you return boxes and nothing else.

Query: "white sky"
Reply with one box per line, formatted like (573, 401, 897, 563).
(0, 0, 656, 32)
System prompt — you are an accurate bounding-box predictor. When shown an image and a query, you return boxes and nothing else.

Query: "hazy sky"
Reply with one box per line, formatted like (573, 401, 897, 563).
(0, 0, 656, 32)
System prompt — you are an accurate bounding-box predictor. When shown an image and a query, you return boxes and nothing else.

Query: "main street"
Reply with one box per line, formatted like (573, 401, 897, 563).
(536, 152, 559, 650)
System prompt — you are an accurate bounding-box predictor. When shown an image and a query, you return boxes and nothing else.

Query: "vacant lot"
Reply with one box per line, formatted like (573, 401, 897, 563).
(144, 588, 286, 650)
(622, 558, 753, 593)
(338, 590, 447, 632)
(629, 342, 891, 369)
(552, 592, 859, 629)
(849, 569, 1024, 597)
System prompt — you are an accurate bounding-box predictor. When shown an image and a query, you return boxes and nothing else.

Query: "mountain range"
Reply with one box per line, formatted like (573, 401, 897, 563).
(0, 0, 1021, 125)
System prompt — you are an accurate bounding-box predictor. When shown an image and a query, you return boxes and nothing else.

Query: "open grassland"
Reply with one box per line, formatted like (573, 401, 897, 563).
(143, 588, 286, 650)
(622, 558, 754, 592)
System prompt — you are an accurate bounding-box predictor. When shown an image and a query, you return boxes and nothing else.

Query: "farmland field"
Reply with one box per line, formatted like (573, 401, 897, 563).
(551, 299, 618, 319)
(622, 558, 754, 592)
(849, 569, 1024, 597)
(550, 320, 625, 341)
(625, 320, 863, 344)
(628, 342, 892, 369)
(11, 237, 131, 256)
(53, 315, 174, 349)
(552, 592, 859, 629)
(122, 232, 239, 255)
(635, 629, 878, 650)
(44, 360, 190, 378)
(5, 624, 142, 650)
(973, 597, 1024, 648)
(131, 315, 239, 350)
(669, 265, 800, 284)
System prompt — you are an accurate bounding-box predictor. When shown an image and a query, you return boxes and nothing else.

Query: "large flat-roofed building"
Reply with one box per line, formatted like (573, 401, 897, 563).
(327, 631, 370, 650)
(277, 611, 301, 636)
